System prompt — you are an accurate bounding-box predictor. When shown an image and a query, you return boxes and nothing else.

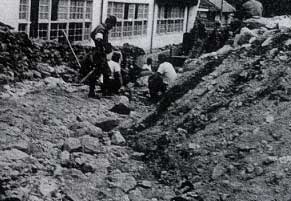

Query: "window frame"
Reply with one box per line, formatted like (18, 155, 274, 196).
(157, 6, 185, 34)
(18, 0, 93, 42)
(107, 2, 149, 40)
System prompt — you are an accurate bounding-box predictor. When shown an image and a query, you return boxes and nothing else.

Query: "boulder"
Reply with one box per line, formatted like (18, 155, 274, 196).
(110, 96, 131, 115)
(70, 121, 103, 138)
(60, 150, 70, 165)
(63, 138, 82, 152)
(212, 163, 226, 180)
(7, 140, 30, 153)
(0, 149, 29, 161)
(107, 170, 137, 192)
(44, 77, 66, 88)
(80, 135, 104, 154)
(39, 177, 58, 197)
(128, 189, 144, 201)
(111, 131, 126, 145)
(72, 153, 110, 174)
(95, 119, 120, 132)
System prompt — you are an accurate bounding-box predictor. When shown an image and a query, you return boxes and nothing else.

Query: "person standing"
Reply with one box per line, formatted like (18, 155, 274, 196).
(88, 15, 117, 98)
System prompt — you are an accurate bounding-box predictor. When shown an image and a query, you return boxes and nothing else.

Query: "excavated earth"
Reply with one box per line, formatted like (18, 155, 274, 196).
(1, 16, 291, 201)
(126, 18, 291, 201)
(0, 79, 176, 201)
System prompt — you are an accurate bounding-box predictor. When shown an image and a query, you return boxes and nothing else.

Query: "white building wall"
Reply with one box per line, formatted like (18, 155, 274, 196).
(92, 0, 102, 29)
(0, 0, 19, 29)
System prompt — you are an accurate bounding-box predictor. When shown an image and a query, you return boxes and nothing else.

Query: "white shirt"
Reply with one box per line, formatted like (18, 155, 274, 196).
(108, 60, 121, 77)
(142, 64, 152, 72)
(157, 62, 177, 84)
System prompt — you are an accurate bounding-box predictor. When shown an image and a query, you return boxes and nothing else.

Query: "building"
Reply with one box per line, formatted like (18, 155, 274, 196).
(0, 0, 200, 51)
(198, 0, 235, 30)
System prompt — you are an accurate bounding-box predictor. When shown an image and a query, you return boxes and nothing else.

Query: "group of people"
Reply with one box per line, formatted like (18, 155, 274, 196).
(80, 15, 177, 101)
(183, 0, 263, 56)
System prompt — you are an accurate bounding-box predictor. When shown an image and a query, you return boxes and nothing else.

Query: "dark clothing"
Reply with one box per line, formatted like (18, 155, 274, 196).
(148, 73, 167, 102)
(91, 24, 109, 47)
(183, 21, 207, 55)
(102, 72, 122, 95)
(205, 28, 224, 53)
(88, 24, 111, 96)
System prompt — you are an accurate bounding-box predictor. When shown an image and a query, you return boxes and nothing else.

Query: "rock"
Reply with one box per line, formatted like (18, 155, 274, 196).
(262, 37, 273, 47)
(107, 171, 137, 192)
(110, 96, 131, 115)
(29, 195, 44, 201)
(44, 77, 66, 88)
(60, 150, 70, 165)
(80, 135, 104, 154)
(63, 138, 81, 152)
(22, 70, 34, 79)
(0, 149, 29, 161)
(131, 152, 145, 160)
(0, 73, 13, 84)
(188, 143, 200, 150)
(285, 39, 291, 47)
(111, 131, 126, 145)
(70, 121, 103, 138)
(95, 119, 120, 132)
(212, 163, 226, 180)
(140, 180, 152, 188)
(7, 140, 30, 153)
(216, 45, 233, 56)
(265, 114, 275, 123)
(72, 153, 110, 174)
(32, 70, 42, 78)
(37, 63, 55, 75)
(128, 189, 143, 201)
(234, 27, 258, 47)
(110, 104, 131, 115)
(39, 177, 58, 196)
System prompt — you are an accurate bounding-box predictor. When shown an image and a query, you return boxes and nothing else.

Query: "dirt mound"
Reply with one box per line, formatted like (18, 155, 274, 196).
(126, 17, 291, 200)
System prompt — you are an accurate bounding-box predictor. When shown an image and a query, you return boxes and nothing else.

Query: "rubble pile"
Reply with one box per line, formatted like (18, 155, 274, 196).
(0, 80, 172, 201)
(0, 29, 145, 84)
(126, 16, 291, 200)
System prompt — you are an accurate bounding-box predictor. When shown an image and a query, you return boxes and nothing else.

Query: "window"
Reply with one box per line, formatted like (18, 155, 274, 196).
(84, 22, 92, 40)
(50, 23, 67, 40)
(19, 0, 29, 20)
(107, 2, 149, 39)
(157, 6, 185, 34)
(85, 0, 93, 19)
(39, 0, 50, 20)
(38, 23, 49, 39)
(18, 0, 93, 42)
(70, 0, 84, 19)
(58, 0, 69, 20)
(18, 24, 28, 33)
(69, 23, 83, 41)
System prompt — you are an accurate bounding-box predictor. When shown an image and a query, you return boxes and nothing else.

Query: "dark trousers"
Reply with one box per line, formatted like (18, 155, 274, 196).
(102, 74, 122, 95)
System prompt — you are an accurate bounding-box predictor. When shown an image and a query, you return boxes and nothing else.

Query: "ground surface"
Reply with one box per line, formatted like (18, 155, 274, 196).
(0, 80, 176, 201)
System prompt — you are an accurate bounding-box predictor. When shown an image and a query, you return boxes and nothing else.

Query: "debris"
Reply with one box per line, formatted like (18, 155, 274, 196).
(111, 131, 126, 145)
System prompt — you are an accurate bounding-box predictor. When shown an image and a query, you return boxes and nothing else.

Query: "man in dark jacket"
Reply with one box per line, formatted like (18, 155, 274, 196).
(87, 15, 117, 98)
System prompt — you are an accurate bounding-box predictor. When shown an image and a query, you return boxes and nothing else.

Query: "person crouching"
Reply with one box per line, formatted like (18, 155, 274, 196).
(101, 52, 123, 96)
(148, 54, 177, 102)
